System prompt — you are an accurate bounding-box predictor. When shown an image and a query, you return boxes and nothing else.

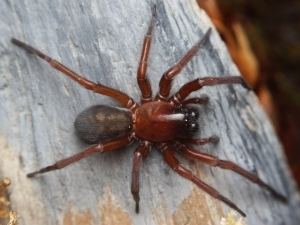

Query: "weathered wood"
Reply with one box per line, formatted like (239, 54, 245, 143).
(0, 0, 300, 224)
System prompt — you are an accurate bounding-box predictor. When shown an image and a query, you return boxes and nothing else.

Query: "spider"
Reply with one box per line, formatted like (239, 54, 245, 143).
(11, 5, 286, 217)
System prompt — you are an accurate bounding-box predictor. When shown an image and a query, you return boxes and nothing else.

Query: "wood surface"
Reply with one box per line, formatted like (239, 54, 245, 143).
(0, 0, 300, 224)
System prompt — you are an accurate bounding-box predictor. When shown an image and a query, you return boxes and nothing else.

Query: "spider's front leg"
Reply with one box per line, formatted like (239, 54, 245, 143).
(180, 95, 209, 106)
(27, 134, 133, 177)
(170, 76, 248, 104)
(157, 28, 212, 101)
(137, 5, 156, 103)
(176, 142, 287, 202)
(180, 135, 220, 146)
(158, 143, 246, 217)
(131, 141, 151, 213)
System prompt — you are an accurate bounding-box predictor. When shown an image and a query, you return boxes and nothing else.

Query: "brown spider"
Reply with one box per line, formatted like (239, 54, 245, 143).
(11, 6, 286, 217)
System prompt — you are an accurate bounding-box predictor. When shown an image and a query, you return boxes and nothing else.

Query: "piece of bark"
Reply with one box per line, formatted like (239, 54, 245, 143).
(0, 0, 299, 225)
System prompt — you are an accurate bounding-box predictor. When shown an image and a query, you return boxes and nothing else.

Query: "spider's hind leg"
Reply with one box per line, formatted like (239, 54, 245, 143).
(27, 135, 133, 177)
(11, 38, 136, 109)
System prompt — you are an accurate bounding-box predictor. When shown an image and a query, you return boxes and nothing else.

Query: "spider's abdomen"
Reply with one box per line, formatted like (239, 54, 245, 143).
(74, 105, 132, 144)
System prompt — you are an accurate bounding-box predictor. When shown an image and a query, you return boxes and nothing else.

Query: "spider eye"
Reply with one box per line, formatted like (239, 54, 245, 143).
(188, 110, 199, 120)
(187, 122, 198, 132)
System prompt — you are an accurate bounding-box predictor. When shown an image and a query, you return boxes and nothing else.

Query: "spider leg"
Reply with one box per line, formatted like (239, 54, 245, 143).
(27, 134, 133, 177)
(170, 76, 248, 105)
(137, 5, 156, 103)
(11, 38, 136, 110)
(176, 143, 287, 202)
(158, 143, 246, 217)
(157, 28, 212, 101)
(131, 141, 150, 213)
(180, 135, 220, 145)
(181, 95, 209, 106)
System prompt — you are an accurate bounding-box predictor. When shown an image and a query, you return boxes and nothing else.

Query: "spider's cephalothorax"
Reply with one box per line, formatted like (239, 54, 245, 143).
(134, 102, 200, 142)
(12, 5, 286, 217)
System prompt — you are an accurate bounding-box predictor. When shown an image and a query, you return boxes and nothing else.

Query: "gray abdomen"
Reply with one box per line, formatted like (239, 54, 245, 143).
(74, 105, 132, 144)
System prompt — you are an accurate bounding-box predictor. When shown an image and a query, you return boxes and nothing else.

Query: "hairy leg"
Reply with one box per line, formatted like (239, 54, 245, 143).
(27, 134, 133, 177)
(158, 143, 246, 217)
(137, 5, 156, 103)
(176, 143, 287, 202)
(131, 141, 151, 213)
(157, 29, 212, 101)
(180, 135, 219, 145)
(181, 95, 209, 106)
(11, 39, 136, 109)
(170, 76, 248, 104)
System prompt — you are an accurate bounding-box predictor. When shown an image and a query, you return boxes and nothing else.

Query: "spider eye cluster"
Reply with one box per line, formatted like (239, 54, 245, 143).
(175, 106, 199, 133)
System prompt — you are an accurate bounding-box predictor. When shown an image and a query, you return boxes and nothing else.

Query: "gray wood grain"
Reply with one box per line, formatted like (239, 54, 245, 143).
(0, 0, 300, 224)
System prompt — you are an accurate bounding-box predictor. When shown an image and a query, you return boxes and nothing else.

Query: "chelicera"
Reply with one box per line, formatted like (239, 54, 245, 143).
(11, 6, 286, 217)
